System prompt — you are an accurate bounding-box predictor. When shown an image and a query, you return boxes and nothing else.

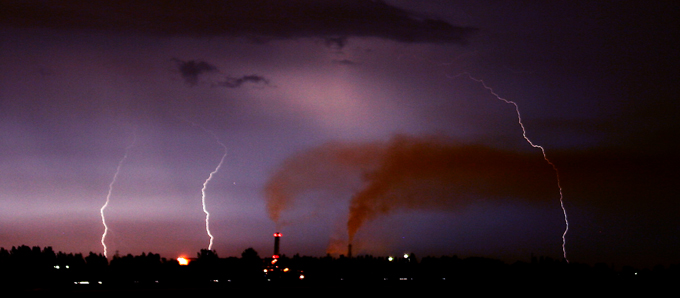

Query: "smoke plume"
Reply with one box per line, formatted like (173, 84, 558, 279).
(346, 135, 556, 242)
(264, 135, 557, 243)
(264, 141, 384, 227)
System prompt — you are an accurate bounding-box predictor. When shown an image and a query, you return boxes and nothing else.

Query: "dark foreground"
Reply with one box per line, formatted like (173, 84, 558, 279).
(2, 246, 677, 295)
(12, 277, 676, 297)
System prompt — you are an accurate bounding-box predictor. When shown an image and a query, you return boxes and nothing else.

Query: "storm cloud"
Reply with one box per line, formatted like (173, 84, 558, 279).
(172, 59, 270, 88)
(0, 0, 477, 47)
(215, 75, 270, 88)
(172, 59, 219, 86)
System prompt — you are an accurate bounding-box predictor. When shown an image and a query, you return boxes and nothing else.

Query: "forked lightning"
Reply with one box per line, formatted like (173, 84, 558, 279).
(449, 72, 569, 263)
(100, 130, 136, 258)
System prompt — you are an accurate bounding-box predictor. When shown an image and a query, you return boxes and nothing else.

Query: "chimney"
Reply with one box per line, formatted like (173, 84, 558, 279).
(273, 232, 281, 258)
(348, 243, 352, 258)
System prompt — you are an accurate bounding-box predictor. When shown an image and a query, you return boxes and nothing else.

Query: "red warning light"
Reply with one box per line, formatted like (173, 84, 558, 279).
(274, 233, 282, 237)
(272, 255, 279, 259)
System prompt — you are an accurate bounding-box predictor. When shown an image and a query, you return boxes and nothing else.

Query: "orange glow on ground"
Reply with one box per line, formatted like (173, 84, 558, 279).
(177, 257, 189, 265)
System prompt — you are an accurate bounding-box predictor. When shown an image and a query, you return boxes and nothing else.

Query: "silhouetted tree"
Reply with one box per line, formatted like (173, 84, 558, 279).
(85, 252, 108, 268)
(241, 247, 260, 261)
(237, 247, 263, 282)
(198, 249, 218, 260)
(0, 245, 672, 290)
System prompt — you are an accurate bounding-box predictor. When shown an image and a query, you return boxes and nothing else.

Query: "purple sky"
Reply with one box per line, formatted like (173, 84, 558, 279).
(1, 1, 678, 268)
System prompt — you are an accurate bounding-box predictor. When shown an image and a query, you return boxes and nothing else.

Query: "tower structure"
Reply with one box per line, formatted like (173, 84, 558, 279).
(273, 232, 281, 258)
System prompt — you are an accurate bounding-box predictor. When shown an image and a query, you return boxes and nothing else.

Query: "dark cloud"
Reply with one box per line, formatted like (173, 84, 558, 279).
(172, 59, 270, 88)
(172, 59, 218, 86)
(0, 0, 477, 47)
(324, 37, 348, 49)
(332, 59, 358, 66)
(214, 75, 270, 88)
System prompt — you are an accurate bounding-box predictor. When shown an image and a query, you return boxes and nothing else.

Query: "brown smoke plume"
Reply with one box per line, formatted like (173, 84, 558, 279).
(346, 135, 556, 242)
(264, 135, 557, 243)
(264, 141, 384, 227)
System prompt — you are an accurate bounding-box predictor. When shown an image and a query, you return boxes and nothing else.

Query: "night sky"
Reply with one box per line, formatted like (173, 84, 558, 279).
(1, 1, 678, 268)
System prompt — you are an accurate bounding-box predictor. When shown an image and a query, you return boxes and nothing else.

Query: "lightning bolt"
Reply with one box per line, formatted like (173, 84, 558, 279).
(448, 72, 569, 263)
(187, 120, 228, 251)
(100, 129, 136, 258)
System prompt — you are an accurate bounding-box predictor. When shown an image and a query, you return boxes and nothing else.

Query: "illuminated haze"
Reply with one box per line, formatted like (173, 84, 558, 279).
(0, 1, 678, 268)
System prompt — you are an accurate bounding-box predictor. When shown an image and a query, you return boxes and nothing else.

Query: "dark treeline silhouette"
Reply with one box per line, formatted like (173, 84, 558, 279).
(1, 245, 678, 292)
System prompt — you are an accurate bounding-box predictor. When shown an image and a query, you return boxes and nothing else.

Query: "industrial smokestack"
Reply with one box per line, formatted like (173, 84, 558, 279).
(273, 232, 282, 258)
(348, 243, 352, 258)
